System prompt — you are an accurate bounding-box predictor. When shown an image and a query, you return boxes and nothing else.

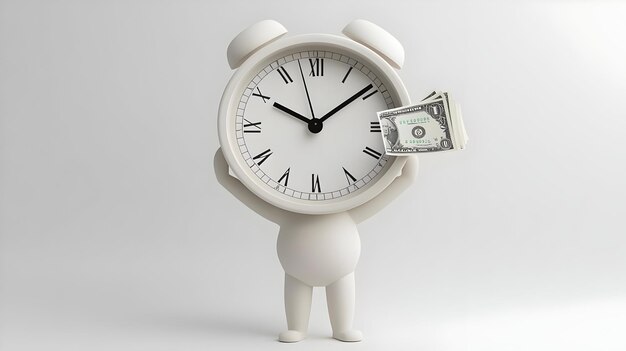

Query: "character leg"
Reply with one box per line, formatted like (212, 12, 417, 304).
(326, 272, 362, 342)
(279, 273, 312, 343)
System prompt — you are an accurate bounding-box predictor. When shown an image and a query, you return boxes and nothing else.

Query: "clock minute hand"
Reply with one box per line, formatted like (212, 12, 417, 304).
(297, 60, 316, 118)
(319, 84, 373, 123)
(272, 102, 311, 124)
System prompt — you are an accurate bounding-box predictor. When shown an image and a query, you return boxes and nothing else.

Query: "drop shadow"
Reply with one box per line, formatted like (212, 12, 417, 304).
(128, 311, 279, 339)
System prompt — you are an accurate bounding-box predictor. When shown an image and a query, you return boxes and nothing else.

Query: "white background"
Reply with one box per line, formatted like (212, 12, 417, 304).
(1, 1, 625, 350)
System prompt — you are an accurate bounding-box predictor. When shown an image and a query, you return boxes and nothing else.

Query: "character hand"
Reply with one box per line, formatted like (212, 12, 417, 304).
(400, 155, 418, 181)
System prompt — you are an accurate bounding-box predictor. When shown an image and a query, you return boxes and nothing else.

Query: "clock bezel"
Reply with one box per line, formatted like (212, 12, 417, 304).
(218, 34, 411, 215)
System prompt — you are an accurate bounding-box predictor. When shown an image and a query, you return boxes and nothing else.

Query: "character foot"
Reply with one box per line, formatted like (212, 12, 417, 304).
(279, 330, 306, 343)
(333, 329, 363, 342)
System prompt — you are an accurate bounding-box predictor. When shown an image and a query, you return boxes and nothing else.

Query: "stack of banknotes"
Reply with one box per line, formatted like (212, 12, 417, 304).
(376, 91, 468, 155)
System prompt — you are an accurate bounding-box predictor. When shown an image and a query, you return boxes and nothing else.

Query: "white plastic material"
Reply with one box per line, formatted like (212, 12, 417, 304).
(214, 149, 418, 342)
(342, 19, 405, 69)
(226, 20, 287, 69)
(219, 33, 410, 215)
(215, 20, 418, 343)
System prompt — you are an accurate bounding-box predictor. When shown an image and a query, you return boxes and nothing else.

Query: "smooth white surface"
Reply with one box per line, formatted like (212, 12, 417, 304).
(1, 1, 626, 350)
(226, 20, 287, 69)
(343, 19, 405, 69)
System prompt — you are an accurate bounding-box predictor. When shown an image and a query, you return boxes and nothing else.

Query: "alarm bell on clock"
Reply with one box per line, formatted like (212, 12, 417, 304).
(215, 19, 418, 342)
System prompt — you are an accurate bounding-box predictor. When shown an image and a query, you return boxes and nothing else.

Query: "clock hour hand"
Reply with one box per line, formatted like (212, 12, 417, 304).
(319, 84, 373, 123)
(272, 102, 311, 124)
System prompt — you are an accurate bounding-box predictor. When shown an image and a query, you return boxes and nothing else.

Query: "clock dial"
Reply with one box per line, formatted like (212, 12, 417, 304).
(235, 50, 396, 201)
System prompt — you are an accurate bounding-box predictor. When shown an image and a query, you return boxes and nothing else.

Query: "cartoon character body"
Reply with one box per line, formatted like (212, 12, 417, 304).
(214, 150, 417, 342)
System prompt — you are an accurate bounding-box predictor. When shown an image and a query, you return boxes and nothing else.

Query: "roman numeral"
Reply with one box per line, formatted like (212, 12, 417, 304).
(243, 118, 261, 133)
(342, 167, 357, 185)
(341, 66, 353, 83)
(311, 174, 321, 193)
(252, 148, 272, 166)
(277, 66, 293, 84)
(251, 87, 270, 103)
(308, 58, 324, 77)
(277, 167, 290, 186)
(363, 146, 382, 159)
(370, 121, 381, 133)
(362, 89, 378, 100)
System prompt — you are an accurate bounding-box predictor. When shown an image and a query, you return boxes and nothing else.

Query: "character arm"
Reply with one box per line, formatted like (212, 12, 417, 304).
(214, 148, 286, 224)
(348, 156, 418, 224)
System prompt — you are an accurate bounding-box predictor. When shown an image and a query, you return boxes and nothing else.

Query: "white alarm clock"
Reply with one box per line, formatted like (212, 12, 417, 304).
(215, 19, 418, 343)
(218, 19, 411, 215)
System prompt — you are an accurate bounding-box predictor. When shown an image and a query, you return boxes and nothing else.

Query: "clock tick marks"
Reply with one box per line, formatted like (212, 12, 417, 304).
(237, 51, 394, 201)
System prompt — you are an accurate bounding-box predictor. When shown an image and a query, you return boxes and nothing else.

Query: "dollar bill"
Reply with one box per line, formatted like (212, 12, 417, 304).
(376, 92, 467, 155)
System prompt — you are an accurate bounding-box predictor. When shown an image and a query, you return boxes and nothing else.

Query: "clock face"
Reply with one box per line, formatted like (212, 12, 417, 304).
(234, 50, 396, 201)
